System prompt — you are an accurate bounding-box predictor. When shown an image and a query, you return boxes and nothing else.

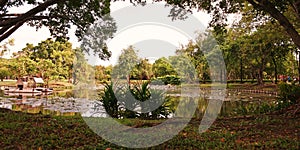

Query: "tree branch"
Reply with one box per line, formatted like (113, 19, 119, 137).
(0, 0, 60, 27)
(291, 0, 300, 21)
(0, 15, 50, 40)
(247, 0, 300, 49)
(0, 25, 9, 34)
(0, 0, 8, 11)
(0, 21, 24, 42)
(0, 14, 49, 21)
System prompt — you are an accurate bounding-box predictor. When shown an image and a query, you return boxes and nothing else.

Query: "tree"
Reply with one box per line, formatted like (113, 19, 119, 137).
(5, 38, 76, 83)
(95, 65, 106, 81)
(112, 46, 139, 81)
(8, 54, 37, 78)
(0, 58, 10, 81)
(152, 57, 177, 77)
(73, 48, 94, 85)
(175, 32, 224, 83)
(95, 65, 112, 82)
(0, 67, 9, 81)
(81, 15, 116, 60)
(169, 54, 197, 83)
(1, 0, 300, 61)
(0, 0, 111, 42)
(222, 5, 297, 84)
(24, 38, 75, 80)
(134, 58, 153, 80)
(167, 0, 300, 50)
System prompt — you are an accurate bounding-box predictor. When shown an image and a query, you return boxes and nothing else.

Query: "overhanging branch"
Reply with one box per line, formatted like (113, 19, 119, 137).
(0, 21, 24, 42)
(247, 0, 300, 49)
(0, 0, 60, 27)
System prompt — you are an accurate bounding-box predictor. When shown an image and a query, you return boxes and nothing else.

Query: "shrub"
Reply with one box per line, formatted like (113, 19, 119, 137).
(99, 81, 171, 119)
(152, 75, 181, 85)
(277, 83, 300, 110)
(99, 82, 120, 118)
(126, 81, 171, 119)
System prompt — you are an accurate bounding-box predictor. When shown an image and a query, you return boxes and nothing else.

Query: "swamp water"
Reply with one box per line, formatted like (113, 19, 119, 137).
(0, 87, 278, 117)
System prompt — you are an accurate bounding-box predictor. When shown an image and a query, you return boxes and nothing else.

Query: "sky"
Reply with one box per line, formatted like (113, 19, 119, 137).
(1, 1, 238, 66)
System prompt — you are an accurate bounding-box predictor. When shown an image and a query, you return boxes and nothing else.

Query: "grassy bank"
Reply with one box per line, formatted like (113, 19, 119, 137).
(0, 106, 298, 149)
(0, 80, 73, 89)
(0, 79, 280, 92)
(0, 80, 16, 87)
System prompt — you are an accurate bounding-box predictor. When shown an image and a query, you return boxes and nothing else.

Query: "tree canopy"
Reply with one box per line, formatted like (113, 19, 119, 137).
(0, 0, 111, 42)
(165, 0, 300, 49)
(1, 0, 299, 57)
(0, 0, 300, 48)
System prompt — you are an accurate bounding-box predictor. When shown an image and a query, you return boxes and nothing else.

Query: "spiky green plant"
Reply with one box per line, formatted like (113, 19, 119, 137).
(100, 82, 120, 118)
(99, 81, 172, 119)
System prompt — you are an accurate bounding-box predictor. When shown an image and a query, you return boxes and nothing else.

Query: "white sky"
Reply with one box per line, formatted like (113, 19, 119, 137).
(1, 1, 237, 66)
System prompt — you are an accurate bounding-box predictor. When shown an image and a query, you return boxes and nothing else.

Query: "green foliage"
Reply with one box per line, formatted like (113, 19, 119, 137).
(72, 48, 94, 85)
(100, 82, 120, 118)
(81, 15, 117, 60)
(167, 0, 300, 49)
(152, 57, 177, 77)
(131, 59, 153, 80)
(221, 15, 297, 84)
(277, 83, 300, 109)
(0, 67, 9, 81)
(233, 102, 275, 116)
(99, 81, 171, 119)
(128, 81, 171, 119)
(0, 1, 114, 44)
(154, 75, 181, 85)
(112, 46, 139, 79)
(6, 38, 78, 82)
(94, 65, 111, 82)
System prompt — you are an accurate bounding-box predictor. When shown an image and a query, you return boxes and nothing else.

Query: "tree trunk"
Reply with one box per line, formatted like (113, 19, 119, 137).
(257, 69, 264, 85)
(298, 50, 300, 84)
(73, 72, 77, 84)
(240, 58, 243, 83)
(272, 55, 278, 84)
(127, 74, 130, 84)
(220, 69, 223, 83)
(247, 0, 300, 50)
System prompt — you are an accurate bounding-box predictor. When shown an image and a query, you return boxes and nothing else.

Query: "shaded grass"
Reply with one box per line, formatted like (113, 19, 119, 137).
(0, 108, 299, 149)
(226, 83, 279, 91)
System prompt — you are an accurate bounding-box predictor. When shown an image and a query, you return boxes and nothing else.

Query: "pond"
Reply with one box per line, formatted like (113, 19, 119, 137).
(0, 87, 278, 117)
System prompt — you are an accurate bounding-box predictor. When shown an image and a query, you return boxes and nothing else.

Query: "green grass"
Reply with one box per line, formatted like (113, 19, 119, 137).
(0, 108, 298, 149)
(0, 80, 73, 89)
(0, 80, 16, 86)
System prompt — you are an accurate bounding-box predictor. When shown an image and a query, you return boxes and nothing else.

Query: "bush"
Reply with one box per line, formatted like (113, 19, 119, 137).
(152, 75, 181, 85)
(277, 83, 300, 110)
(99, 82, 120, 118)
(99, 81, 171, 119)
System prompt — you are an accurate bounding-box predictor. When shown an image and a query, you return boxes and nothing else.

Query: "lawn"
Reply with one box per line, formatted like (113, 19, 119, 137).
(0, 80, 73, 89)
(0, 80, 16, 87)
(0, 103, 299, 149)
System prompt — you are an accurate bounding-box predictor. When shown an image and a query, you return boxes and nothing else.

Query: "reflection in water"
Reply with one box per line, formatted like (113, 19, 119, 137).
(0, 89, 277, 117)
